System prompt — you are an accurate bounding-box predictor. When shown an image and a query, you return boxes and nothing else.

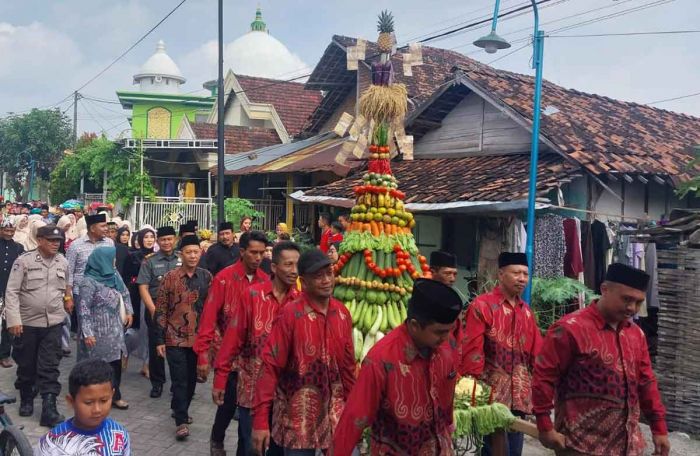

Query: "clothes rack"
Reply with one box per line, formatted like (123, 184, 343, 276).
(549, 205, 644, 222)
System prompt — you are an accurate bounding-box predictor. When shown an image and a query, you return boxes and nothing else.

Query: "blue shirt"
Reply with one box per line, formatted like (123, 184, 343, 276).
(36, 417, 130, 455)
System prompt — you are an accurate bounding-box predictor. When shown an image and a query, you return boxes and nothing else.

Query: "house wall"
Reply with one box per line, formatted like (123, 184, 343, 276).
(564, 176, 687, 222)
(414, 92, 548, 157)
(223, 96, 270, 128)
(131, 101, 198, 139)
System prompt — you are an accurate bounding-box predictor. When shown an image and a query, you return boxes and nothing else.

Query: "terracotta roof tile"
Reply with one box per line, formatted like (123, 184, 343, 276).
(455, 65, 700, 177)
(235, 75, 323, 137)
(191, 123, 281, 154)
(305, 154, 579, 204)
(304, 35, 485, 134)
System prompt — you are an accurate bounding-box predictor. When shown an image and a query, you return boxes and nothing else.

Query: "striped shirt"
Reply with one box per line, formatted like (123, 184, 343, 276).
(36, 417, 130, 455)
(66, 235, 114, 288)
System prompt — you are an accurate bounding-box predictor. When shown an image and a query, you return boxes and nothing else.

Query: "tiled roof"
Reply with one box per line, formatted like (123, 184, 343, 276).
(236, 75, 323, 137)
(304, 35, 484, 134)
(304, 154, 580, 204)
(191, 122, 281, 154)
(455, 66, 700, 179)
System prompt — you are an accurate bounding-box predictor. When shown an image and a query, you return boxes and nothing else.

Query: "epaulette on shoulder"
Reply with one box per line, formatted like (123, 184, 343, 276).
(144, 253, 156, 259)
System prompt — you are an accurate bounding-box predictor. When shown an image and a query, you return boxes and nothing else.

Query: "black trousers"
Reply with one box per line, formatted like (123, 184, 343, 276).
(144, 311, 166, 387)
(12, 324, 62, 398)
(0, 319, 12, 359)
(211, 372, 238, 444)
(109, 359, 123, 401)
(166, 346, 197, 426)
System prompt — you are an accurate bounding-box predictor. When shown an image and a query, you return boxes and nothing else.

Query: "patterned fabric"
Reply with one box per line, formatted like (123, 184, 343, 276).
(460, 286, 542, 414)
(0, 238, 23, 296)
(77, 277, 133, 363)
(154, 266, 212, 347)
(192, 261, 269, 366)
(213, 281, 299, 407)
(37, 417, 130, 455)
(533, 303, 667, 456)
(252, 293, 355, 450)
(65, 235, 114, 288)
(333, 324, 457, 456)
(533, 214, 566, 279)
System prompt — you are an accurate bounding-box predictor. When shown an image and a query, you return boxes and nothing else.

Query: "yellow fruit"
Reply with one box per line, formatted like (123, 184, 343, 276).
(387, 208, 396, 216)
(378, 207, 387, 214)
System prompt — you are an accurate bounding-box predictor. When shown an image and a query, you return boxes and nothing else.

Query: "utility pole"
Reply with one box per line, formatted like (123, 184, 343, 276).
(216, 0, 225, 224)
(73, 91, 85, 195)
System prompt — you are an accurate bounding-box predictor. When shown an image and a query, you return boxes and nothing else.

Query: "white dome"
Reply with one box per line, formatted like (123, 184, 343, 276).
(134, 40, 186, 84)
(222, 31, 309, 79)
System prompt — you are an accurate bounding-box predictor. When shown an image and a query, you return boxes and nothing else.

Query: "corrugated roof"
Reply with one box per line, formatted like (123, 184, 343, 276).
(215, 131, 337, 174)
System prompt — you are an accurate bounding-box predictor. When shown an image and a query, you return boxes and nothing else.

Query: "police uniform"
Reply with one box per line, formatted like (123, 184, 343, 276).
(0, 236, 24, 360)
(4, 226, 68, 425)
(136, 250, 181, 389)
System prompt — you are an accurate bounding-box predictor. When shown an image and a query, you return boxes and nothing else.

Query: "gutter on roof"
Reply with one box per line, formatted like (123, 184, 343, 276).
(289, 191, 551, 214)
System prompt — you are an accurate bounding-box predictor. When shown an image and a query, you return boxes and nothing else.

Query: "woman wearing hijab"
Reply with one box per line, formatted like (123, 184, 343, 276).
(115, 226, 131, 277)
(23, 216, 46, 251)
(122, 227, 156, 377)
(12, 215, 29, 246)
(77, 246, 133, 410)
(56, 215, 76, 254)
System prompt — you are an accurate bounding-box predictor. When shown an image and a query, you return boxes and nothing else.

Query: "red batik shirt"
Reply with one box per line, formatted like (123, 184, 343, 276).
(333, 324, 457, 456)
(252, 293, 356, 450)
(213, 281, 299, 407)
(532, 303, 667, 456)
(193, 261, 269, 366)
(460, 286, 542, 414)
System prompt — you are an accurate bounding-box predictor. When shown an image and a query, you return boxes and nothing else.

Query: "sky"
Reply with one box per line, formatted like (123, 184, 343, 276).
(1, 0, 698, 137)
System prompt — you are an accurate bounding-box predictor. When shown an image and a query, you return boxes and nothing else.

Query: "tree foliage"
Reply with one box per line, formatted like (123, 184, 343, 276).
(50, 136, 156, 208)
(676, 145, 700, 199)
(223, 198, 265, 228)
(0, 108, 73, 200)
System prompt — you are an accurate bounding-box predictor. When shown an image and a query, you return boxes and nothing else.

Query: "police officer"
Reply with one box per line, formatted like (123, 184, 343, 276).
(201, 222, 239, 276)
(5, 225, 69, 427)
(0, 218, 24, 368)
(137, 226, 181, 398)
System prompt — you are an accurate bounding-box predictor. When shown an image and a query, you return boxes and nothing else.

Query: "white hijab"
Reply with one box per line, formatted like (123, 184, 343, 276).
(12, 215, 29, 245)
(24, 216, 46, 251)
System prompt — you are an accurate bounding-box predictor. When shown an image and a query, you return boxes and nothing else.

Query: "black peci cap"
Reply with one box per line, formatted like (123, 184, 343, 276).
(85, 214, 107, 227)
(157, 226, 177, 238)
(605, 263, 650, 292)
(179, 235, 201, 249)
(498, 252, 529, 269)
(430, 250, 456, 268)
(408, 278, 462, 324)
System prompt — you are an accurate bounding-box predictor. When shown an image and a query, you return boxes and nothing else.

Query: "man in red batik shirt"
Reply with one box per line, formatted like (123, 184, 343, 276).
(461, 252, 542, 456)
(332, 279, 463, 456)
(193, 230, 269, 456)
(213, 241, 300, 456)
(251, 249, 356, 456)
(318, 212, 332, 253)
(533, 263, 670, 456)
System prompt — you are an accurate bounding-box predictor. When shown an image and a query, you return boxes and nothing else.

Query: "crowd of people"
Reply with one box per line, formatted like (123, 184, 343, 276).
(0, 202, 671, 456)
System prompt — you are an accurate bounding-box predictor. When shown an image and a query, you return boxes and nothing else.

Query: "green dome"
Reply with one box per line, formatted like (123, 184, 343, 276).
(250, 7, 267, 32)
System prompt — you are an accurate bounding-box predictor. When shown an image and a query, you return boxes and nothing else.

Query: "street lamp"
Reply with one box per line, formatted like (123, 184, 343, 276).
(474, 0, 545, 304)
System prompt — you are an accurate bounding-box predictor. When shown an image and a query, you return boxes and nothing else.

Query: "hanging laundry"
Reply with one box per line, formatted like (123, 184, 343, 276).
(591, 220, 612, 293)
(580, 221, 596, 290)
(185, 181, 196, 199)
(477, 218, 507, 289)
(164, 179, 178, 198)
(533, 214, 565, 279)
(505, 217, 526, 253)
(563, 218, 584, 279)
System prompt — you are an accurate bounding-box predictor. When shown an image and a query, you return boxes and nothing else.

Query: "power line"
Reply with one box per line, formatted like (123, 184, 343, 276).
(547, 29, 700, 37)
(647, 91, 700, 105)
(487, 42, 531, 64)
(417, 0, 553, 44)
(73, 0, 188, 93)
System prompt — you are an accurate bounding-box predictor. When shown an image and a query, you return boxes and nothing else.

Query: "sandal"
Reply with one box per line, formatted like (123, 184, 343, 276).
(175, 424, 189, 441)
(113, 400, 129, 410)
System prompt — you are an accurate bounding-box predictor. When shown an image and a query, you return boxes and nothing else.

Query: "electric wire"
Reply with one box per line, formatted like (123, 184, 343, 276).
(646, 91, 700, 105)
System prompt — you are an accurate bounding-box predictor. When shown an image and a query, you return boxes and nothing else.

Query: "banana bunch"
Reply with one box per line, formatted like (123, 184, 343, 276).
(344, 297, 408, 362)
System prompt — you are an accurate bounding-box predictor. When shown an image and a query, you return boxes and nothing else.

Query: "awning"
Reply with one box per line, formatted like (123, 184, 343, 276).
(217, 131, 360, 177)
(289, 190, 551, 214)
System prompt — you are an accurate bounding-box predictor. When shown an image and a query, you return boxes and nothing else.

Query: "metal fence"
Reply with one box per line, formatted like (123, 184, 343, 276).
(249, 199, 285, 231)
(128, 197, 214, 231)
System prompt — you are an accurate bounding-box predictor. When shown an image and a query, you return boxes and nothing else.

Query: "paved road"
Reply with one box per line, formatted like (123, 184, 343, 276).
(1, 345, 228, 455)
(2, 342, 699, 455)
